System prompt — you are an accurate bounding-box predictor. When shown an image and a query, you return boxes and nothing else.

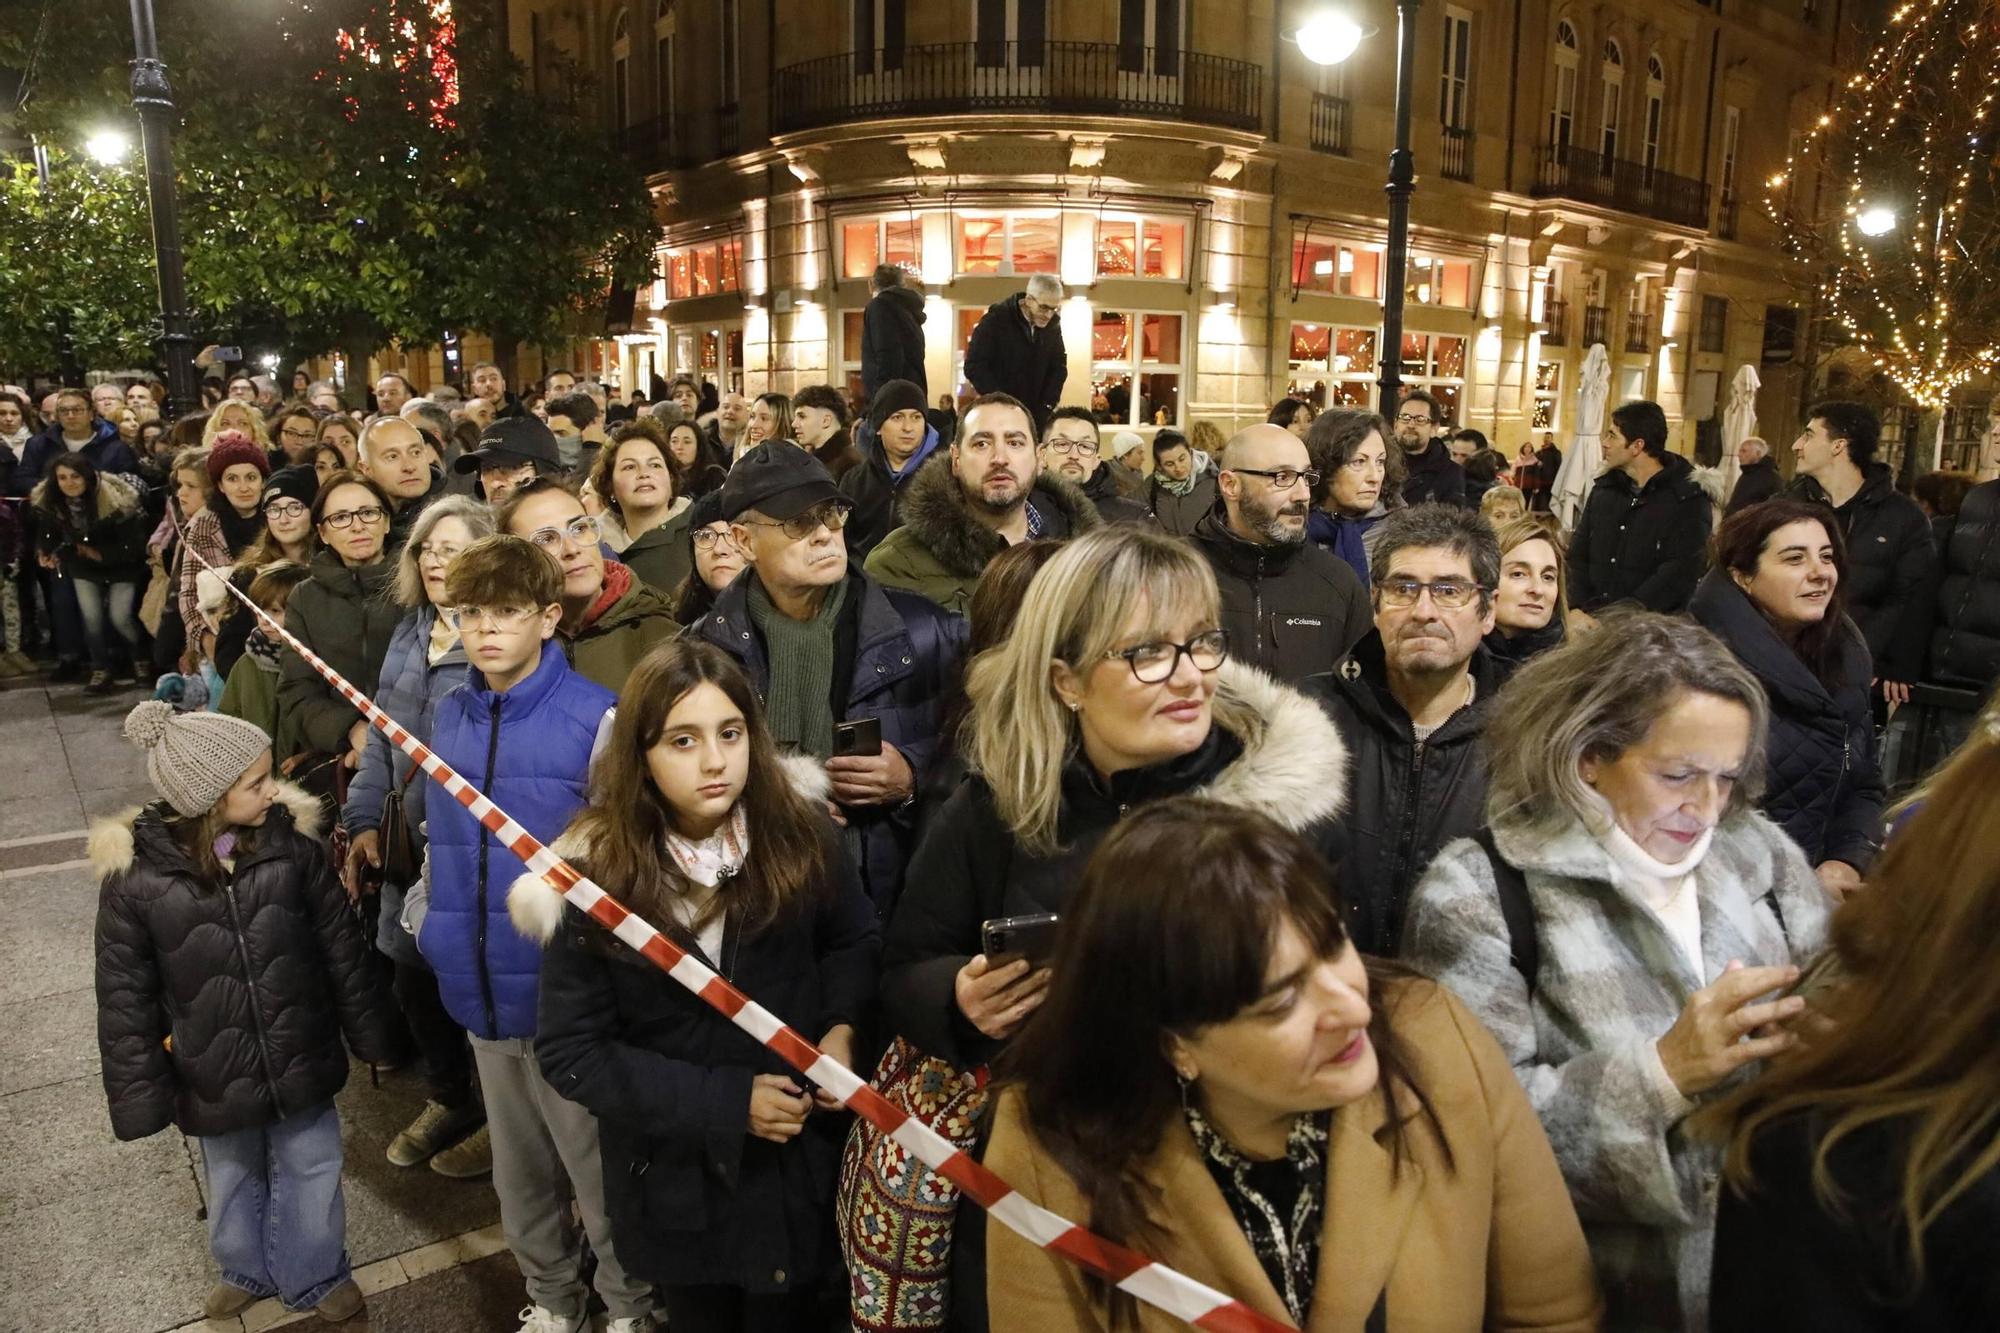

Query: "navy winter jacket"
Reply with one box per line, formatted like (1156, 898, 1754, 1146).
(17, 419, 138, 492)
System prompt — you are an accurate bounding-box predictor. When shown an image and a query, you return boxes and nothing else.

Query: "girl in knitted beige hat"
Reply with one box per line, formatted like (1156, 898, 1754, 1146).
(91, 701, 395, 1324)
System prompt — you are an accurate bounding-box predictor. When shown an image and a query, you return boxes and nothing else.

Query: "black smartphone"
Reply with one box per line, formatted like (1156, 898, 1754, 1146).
(981, 913, 1060, 970)
(832, 716, 882, 757)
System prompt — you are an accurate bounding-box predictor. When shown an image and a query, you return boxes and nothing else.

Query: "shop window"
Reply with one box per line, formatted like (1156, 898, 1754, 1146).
(663, 237, 744, 301)
(958, 213, 1061, 276)
(1286, 323, 1379, 410)
(840, 217, 921, 280)
(1096, 216, 1187, 280)
(1291, 231, 1383, 298)
(1092, 309, 1185, 427)
(1532, 360, 1561, 431)
(1400, 332, 1467, 422)
(841, 310, 866, 416)
(1406, 255, 1474, 308)
(1699, 295, 1728, 354)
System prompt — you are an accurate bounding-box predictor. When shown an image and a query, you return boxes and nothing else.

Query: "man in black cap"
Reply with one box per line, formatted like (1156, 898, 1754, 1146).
(838, 378, 945, 561)
(696, 443, 964, 917)
(453, 416, 568, 506)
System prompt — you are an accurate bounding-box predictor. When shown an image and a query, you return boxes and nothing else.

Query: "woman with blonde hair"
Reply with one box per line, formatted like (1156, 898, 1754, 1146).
(202, 400, 273, 455)
(1485, 513, 1571, 669)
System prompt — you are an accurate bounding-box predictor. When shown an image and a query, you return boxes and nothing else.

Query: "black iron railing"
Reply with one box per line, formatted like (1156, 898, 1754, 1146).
(1624, 307, 1652, 353)
(1310, 92, 1351, 155)
(618, 104, 740, 172)
(1542, 296, 1569, 345)
(773, 41, 1263, 135)
(1718, 190, 1739, 240)
(1531, 143, 1711, 230)
(1581, 304, 1610, 346)
(1439, 126, 1473, 182)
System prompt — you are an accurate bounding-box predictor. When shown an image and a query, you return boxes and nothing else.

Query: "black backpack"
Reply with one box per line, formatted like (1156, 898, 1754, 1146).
(1470, 827, 1540, 994)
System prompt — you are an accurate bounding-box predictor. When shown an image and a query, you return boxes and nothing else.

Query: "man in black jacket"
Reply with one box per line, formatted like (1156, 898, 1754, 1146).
(1786, 400, 1935, 702)
(1568, 399, 1712, 612)
(1194, 423, 1371, 683)
(1392, 390, 1467, 506)
(838, 379, 944, 560)
(963, 273, 1068, 430)
(861, 264, 927, 401)
(1725, 436, 1782, 514)
(1039, 407, 1153, 526)
(1928, 477, 2000, 690)
(1305, 502, 1502, 955)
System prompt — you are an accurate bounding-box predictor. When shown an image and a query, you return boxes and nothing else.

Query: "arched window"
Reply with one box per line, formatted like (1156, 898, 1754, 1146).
(1599, 38, 1624, 161)
(611, 8, 632, 127)
(1643, 55, 1666, 175)
(1549, 21, 1579, 152)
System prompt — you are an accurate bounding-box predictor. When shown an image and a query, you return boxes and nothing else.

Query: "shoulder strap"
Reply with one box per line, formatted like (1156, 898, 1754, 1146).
(1471, 827, 1539, 993)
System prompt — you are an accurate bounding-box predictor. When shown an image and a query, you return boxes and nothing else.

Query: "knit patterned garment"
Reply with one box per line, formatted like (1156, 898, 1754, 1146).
(746, 575, 847, 758)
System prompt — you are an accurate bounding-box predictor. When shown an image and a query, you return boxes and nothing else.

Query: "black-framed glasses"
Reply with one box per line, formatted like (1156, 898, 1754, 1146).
(1104, 629, 1230, 684)
(1376, 577, 1486, 610)
(321, 505, 388, 530)
(1393, 412, 1434, 427)
(263, 500, 309, 522)
(1229, 466, 1319, 490)
(738, 501, 852, 542)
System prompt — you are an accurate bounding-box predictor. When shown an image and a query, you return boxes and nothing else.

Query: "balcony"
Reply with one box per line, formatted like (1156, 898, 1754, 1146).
(1310, 93, 1351, 156)
(1439, 126, 1473, 182)
(773, 42, 1262, 136)
(1541, 296, 1569, 346)
(1531, 144, 1711, 230)
(1624, 308, 1651, 353)
(618, 104, 740, 173)
(1581, 304, 1610, 346)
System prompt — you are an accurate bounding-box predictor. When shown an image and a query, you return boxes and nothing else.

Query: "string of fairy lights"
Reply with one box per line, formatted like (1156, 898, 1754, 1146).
(1766, 0, 1999, 409)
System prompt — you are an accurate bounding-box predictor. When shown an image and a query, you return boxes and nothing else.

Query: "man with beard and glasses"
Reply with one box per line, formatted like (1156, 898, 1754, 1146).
(1304, 503, 1504, 955)
(1037, 407, 1153, 526)
(1393, 390, 1467, 507)
(863, 391, 1100, 615)
(1194, 423, 1370, 683)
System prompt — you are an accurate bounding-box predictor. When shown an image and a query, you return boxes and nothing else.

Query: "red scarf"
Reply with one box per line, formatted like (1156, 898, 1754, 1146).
(573, 559, 633, 635)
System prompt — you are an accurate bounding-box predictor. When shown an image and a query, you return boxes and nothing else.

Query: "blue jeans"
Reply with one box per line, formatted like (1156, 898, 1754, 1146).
(198, 1102, 352, 1309)
(71, 577, 141, 672)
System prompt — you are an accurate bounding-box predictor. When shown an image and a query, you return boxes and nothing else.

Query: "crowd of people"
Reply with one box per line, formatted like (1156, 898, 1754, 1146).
(15, 309, 1993, 1333)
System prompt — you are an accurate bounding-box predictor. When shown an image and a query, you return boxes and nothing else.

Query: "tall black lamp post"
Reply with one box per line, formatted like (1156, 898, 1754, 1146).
(127, 0, 199, 413)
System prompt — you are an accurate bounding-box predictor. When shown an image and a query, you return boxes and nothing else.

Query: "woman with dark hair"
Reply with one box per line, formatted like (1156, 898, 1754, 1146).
(523, 639, 878, 1330)
(177, 430, 270, 667)
(671, 493, 746, 627)
(1690, 498, 1882, 903)
(1265, 397, 1315, 441)
(316, 413, 360, 473)
(32, 451, 150, 691)
(589, 421, 694, 594)
(664, 419, 727, 499)
(1303, 408, 1401, 583)
(985, 799, 1600, 1330)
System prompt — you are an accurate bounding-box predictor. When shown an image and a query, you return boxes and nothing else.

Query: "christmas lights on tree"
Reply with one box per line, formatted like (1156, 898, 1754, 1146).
(1769, 0, 2000, 409)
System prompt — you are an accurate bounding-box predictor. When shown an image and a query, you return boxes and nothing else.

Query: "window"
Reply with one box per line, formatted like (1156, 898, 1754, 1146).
(1761, 305, 1798, 363)
(1400, 332, 1467, 422)
(1532, 360, 1562, 431)
(953, 307, 983, 397)
(976, 0, 1047, 68)
(853, 0, 906, 74)
(1406, 255, 1475, 308)
(1642, 56, 1665, 175)
(1118, 0, 1183, 75)
(1292, 232, 1384, 298)
(1550, 21, 1578, 151)
(612, 9, 631, 128)
(1600, 40, 1624, 161)
(1287, 324, 1378, 410)
(958, 213, 1060, 276)
(663, 237, 744, 300)
(1720, 106, 1740, 199)
(1440, 7, 1472, 132)
(1091, 310, 1185, 427)
(1699, 296, 1728, 353)
(720, 0, 739, 105)
(840, 216, 922, 279)
(840, 310, 867, 416)
(1096, 216, 1187, 280)
(654, 1, 675, 121)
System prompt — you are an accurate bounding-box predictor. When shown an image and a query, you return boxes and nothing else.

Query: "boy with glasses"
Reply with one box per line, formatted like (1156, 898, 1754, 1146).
(1391, 390, 1467, 508)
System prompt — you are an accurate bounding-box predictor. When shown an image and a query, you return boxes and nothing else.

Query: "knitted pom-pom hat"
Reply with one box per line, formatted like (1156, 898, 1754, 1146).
(123, 700, 272, 817)
(206, 430, 271, 485)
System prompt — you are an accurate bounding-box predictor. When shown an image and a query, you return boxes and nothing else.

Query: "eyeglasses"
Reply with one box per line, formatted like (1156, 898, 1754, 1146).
(415, 541, 465, 566)
(1229, 466, 1320, 490)
(1104, 629, 1230, 684)
(263, 500, 309, 522)
(280, 427, 317, 443)
(1376, 577, 1487, 610)
(524, 514, 601, 551)
(738, 502, 852, 542)
(692, 527, 740, 551)
(1041, 439, 1095, 456)
(446, 605, 541, 632)
(1394, 413, 1435, 427)
(321, 505, 388, 530)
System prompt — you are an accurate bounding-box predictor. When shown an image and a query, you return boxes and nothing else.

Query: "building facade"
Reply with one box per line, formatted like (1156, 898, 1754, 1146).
(507, 0, 1852, 456)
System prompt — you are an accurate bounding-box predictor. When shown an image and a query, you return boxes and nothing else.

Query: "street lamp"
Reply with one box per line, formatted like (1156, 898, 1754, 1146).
(1298, 2, 1423, 417)
(125, 0, 199, 415)
(1856, 206, 1898, 237)
(84, 130, 131, 164)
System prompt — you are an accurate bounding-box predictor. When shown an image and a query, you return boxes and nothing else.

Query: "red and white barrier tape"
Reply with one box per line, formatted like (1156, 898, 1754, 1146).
(187, 534, 1290, 1333)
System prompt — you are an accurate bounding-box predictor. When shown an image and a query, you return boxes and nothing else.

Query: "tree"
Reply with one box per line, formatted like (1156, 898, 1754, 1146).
(0, 152, 162, 371)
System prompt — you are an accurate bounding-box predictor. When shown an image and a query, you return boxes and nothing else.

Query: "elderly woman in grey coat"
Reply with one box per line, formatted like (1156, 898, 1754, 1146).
(1402, 612, 1831, 1333)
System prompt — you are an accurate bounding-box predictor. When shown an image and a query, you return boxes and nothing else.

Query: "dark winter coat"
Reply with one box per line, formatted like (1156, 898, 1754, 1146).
(862, 454, 1100, 617)
(1690, 571, 1883, 871)
(618, 506, 697, 599)
(520, 764, 880, 1296)
(1304, 631, 1505, 955)
(862, 284, 928, 401)
(696, 566, 965, 917)
(1711, 1112, 2000, 1333)
(1399, 437, 1467, 508)
(1192, 508, 1371, 684)
(91, 782, 394, 1141)
(836, 423, 943, 562)
(1148, 470, 1220, 538)
(1482, 619, 1565, 676)
(962, 295, 1067, 426)
(279, 550, 401, 757)
(1929, 478, 2000, 687)
(1567, 453, 1713, 613)
(881, 664, 1349, 1070)
(810, 427, 863, 484)
(30, 471, 149, 585)
(1078, 462, 1155, 526)
(17, 418, 138, 492)
(1724, 456, 1784, 515)
(1788, 466, 1936, 683)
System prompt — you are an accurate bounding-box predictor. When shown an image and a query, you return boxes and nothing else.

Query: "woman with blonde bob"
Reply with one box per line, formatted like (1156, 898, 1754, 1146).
(1485, 513, 1573, 670)
(202, 400, 273, 455)
(1403, 612, 1830, 1333)
(1700, 703, 2000, 1331)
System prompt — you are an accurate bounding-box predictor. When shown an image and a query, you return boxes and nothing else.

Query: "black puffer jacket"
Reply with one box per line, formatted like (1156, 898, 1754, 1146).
(1079, 461, 1155, 526)
(1305, 631, 1504, 955)
(1192, 507, 1371, 683)
(962, 294, 1067, 426)
(1690, 571, 1883, 870)
(861, 284, 928, 401)
(1399, 437, 1467, 507)
(1788, 466, 1936, 683)
(279, 550, 402, 757)
(1927, 478, 2000, 688)
(1568, 452, 1713, 612)
(1724, 457, 1784, 515)
(91, 783, 393, 1141)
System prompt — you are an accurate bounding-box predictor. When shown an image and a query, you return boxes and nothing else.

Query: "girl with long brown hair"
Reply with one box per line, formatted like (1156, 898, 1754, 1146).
(518, 639, 880, 1331)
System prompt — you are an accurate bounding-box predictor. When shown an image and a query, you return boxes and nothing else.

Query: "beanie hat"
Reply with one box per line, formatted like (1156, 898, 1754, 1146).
(206, 430, 272, 485)
(1109, 430, 1145, 460)
(867, 379, 929, 430)
(260, 463, 319, 512)
(123, 700, 272, 817)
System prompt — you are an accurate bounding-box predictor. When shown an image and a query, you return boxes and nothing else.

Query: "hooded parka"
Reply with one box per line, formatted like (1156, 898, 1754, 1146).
(560, 559, 683, 692)
(861, 283, 929, 400)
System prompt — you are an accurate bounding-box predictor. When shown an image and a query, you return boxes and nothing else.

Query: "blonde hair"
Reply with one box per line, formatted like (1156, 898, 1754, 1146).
(202, 401, 270, 451)
(1493, 514, 1569, 632)
(1480, 483, 1526, 521)
(964, 526, 1254, 855)
(1188, 420, 1227, 456)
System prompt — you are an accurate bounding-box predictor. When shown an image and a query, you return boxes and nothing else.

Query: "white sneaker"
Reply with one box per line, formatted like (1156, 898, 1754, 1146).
(514, 1306, 585, 1333)
(605, 1318, 654, 1333)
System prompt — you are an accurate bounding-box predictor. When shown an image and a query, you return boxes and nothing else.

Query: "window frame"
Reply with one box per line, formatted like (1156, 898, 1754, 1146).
(1399, 331, 1468, 425)
(1286, 321, 1381, 411)
(1550, 21, 1579, 151)
(1642, 55, 1666, 174)
(662, 236, 746, 301)
(1440, 7, 1473, 132)
(1699, 294, 1728, 354)
(955, 211, 1063, 278)
(1599, 39, 1624, 161)
(838, 215, 924, 281)
(1089, 307, 1188, 429)
(1094, 213, 1190, 282)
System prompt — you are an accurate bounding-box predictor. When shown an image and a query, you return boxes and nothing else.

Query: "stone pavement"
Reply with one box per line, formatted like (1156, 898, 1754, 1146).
(0, 678, 581, 1332)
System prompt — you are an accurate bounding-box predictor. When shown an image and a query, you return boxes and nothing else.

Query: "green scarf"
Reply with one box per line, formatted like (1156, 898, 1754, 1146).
(746, 574, 848, 759)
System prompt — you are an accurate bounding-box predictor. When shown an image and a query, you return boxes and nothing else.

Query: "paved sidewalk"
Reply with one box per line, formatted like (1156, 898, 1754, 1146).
(0, 680, 527, 1332)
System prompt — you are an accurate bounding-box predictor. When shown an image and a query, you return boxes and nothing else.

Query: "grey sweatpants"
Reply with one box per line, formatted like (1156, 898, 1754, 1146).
(469, 1035, 656, 1321)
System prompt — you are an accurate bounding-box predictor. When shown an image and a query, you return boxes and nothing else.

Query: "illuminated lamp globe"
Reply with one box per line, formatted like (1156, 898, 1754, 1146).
(84, 130, 130, 164)
(1297, 13, 1364, 66)
(1856, 207, 1897, 237)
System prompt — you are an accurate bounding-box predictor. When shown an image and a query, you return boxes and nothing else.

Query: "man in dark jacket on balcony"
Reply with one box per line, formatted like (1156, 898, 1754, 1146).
(1568, 399, 1712, 613)
(861, 264, 927, 402)
(963, 273, 1068, 430)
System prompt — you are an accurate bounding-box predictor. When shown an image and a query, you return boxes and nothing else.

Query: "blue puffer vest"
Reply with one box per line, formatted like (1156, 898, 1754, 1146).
(420, 640, 615, 1039)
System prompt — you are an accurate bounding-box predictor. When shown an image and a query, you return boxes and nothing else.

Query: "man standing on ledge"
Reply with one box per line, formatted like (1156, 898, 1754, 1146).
(964, 273, 1068, 432)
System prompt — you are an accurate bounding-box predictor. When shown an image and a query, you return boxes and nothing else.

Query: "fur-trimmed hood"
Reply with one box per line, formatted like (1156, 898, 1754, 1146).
(1200, 660, 1349, 832)
(30, 467, 145, 528)
(508, 752, 833, 945)
(88, 779, 324, 880)
(892, 452, 1102, 578)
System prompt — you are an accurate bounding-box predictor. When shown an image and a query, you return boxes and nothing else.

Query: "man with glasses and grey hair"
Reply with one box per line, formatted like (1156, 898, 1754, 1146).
(1305, 502, 1504, 955)
(1392, 389, 1467, 507)
(1193, 422, 1370, 683)
(963, 271, 1069, 431)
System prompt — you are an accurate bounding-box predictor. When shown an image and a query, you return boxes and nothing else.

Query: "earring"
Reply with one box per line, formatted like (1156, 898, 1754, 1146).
(1068, 700, 1081, 713)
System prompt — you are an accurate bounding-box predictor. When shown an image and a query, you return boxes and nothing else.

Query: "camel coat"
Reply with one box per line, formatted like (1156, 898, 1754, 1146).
(984, 980, 1602, 1332)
